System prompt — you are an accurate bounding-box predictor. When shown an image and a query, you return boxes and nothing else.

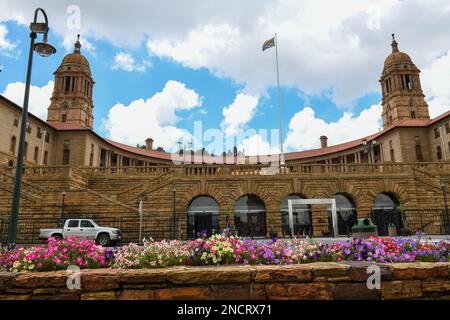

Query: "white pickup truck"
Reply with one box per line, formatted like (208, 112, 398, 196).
(39, 219, 122, 246)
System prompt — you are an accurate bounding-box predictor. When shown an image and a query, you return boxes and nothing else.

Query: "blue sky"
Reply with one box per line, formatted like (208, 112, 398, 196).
(1, 1, 449, 154)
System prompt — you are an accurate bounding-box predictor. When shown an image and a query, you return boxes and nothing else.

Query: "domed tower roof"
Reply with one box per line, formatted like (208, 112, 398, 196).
(58, 35, 91, 74)
(383, 34, 413, 68)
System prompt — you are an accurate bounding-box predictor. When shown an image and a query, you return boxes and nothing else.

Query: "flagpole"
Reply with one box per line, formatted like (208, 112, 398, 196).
(274, 33, 284, 167)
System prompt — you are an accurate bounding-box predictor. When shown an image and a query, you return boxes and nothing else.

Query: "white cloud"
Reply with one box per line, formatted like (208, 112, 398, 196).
(421, 50, 450, 117)
(284, 104, 382, 151)
(112, 51, 151, 73)
(102, 80, 202, 151)
(0, 24, 19, 57)
(221, 93, 259, 136)
(240, 133, 279, 156)
(1, 1, 450, 115)
(147, 24, 240, 70)
(2, 81, 54, 120)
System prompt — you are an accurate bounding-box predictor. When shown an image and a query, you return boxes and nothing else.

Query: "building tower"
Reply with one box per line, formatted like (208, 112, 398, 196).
(380, 34, 429, 129)
(47, 35, 94, 129)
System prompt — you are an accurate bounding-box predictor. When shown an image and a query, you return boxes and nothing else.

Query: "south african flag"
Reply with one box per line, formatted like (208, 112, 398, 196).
(262, 37, 275, 51)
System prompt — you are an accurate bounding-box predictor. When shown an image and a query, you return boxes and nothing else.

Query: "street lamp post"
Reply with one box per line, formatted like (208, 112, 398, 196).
(172, 184, 176, 239)
(440, 179, 450, 234)
(8, 8, 56, 244)
(60, 190, 67, 220)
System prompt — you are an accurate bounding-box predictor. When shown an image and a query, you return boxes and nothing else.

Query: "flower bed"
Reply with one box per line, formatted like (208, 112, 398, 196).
(1, 234, 448, 272)
(0, 237, 110, 272)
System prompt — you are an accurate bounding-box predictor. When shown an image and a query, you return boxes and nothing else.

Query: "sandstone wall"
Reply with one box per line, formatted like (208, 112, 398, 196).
(0, 262, 448, 300)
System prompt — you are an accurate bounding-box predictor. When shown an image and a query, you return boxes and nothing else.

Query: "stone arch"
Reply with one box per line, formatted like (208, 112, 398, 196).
(367, 178, 409, 206)
(228, 180, 269, 208)
(322, 180, 363, 208)
(279, 193, 313, 237)
(178, 181, 228, 210)
(233, 193, 267, 238)
(186, 195, 220, 239)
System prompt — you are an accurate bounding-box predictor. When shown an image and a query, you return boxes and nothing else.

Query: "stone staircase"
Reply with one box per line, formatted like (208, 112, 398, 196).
(0, 167, 45, 203)
(117, 169, 174, 204)
(411, 167, 442, 191)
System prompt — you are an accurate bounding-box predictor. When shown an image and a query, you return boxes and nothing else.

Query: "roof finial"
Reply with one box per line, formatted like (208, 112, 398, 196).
(391, 33, 399, 52)
(74, 34, 81, 53)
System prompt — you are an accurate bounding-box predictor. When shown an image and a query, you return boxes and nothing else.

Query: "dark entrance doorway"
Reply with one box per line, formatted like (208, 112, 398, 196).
(372, 193, 403, 236)
(280, 195, 313, 237)
(327, 194, 357, 237)
(234, 195, 266, 238)
(187, 196, 220, 239)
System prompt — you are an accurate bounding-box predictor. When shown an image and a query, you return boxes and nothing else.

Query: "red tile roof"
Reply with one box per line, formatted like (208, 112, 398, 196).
(105, 139, 173, 160)
(49, 123, 90, 130)
(285, 111, 450, 161)
(1, 94, 448, 162)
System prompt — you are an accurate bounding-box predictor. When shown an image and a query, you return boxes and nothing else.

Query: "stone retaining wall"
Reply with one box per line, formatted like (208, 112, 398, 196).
(0, 262, 449, 300)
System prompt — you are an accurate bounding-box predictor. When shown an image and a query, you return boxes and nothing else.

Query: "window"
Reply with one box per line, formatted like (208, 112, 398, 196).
(411, 111, 416, 119)
(389, 140, 395, 162)
(81, 220, 94, 228)
(437, 146, 442, 161)
(405, 74, 413, 90)
(13, 115, 19, 127)
(44, 151, 48, 165)
(10, 136, 16, 155)
(434, 128, 440, 139)
(445, 122, 450, 134)
(63, 149, 70, 165)
(61, 114, 67, 123)
(26, 123, 31, 134)
(64, 77, 71, 92)
(33, 147, 39, 163)
(89, 144, 94, 166)
(68, 220, 79, 228)
(24, 142, 28, 160)
(36, 127, 42, 139)
(45, 132, 50, 143)
(415, 137, 424, 162)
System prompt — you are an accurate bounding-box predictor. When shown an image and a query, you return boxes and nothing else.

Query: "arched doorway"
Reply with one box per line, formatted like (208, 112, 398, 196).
(280, 195, 312, 237)
(372, 193, 403, 236)
(234, 195, 266, 238)
(327, 194, 357, 237)
(187, 196, 220, 239)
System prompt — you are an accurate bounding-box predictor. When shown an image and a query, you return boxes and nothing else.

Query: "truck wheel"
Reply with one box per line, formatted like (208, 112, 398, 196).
(97, 234, 110, 246)
(53, 234, 63, 241)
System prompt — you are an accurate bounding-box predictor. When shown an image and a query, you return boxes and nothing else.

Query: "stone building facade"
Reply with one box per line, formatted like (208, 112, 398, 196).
(0, 36, 449, 241)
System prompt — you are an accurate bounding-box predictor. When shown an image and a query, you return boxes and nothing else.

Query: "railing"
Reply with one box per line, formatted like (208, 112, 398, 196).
(84, 166, 172, 175)
(403, 209, 449, 235)
(4, 162, 449, 180)
(0, 215, 186, 244)
(117, 169, 174, 203)
(0, 167, 44, 199)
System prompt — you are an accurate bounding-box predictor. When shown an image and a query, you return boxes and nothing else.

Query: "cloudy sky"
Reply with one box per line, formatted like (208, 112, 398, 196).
(0, 0, 449, 155)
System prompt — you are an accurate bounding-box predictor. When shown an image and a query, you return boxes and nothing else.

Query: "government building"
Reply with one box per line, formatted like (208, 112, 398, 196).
(0, 36, 449, 242)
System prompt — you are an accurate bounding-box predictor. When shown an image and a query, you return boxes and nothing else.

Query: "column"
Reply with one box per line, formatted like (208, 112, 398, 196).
(311, 205, 329, 237)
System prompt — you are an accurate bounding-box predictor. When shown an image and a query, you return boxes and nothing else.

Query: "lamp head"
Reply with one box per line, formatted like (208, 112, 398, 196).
(34, 34, 56, 57)
(62, 190, 67, 196)
(172, 184, 176, 192)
